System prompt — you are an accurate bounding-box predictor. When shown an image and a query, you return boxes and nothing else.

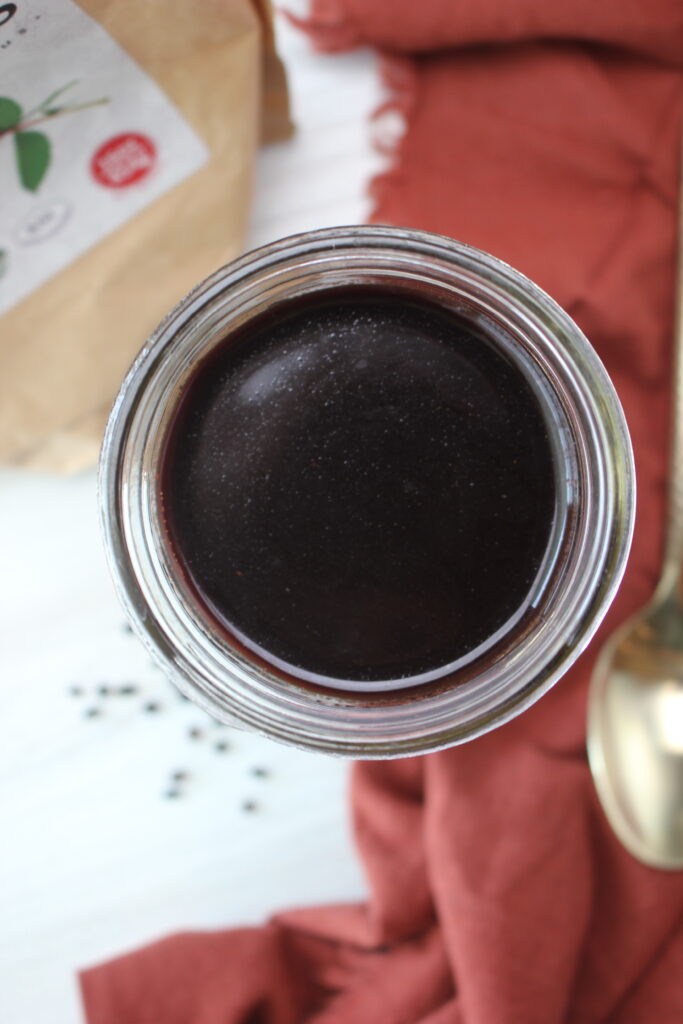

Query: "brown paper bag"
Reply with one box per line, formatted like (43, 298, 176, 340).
(0, 0, 291, 471)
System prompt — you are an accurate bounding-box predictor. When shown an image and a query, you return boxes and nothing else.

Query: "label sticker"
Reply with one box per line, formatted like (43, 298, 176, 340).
(0, 0, 209, 316)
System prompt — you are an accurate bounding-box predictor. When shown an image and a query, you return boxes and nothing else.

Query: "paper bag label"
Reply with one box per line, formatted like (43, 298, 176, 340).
(0, 0, 210, 316)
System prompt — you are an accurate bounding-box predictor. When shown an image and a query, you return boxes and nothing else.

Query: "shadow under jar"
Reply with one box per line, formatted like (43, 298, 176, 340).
(100, 226, 634, 757)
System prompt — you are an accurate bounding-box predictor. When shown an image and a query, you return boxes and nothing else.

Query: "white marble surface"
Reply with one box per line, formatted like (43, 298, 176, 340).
(0, 13, 387, 1024)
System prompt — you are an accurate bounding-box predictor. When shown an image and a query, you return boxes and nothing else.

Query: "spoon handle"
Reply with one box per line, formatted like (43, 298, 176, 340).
(658, 139, 683, 600)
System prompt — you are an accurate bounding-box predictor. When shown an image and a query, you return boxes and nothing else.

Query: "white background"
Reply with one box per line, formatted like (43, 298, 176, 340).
(0, 10, 390, 1023)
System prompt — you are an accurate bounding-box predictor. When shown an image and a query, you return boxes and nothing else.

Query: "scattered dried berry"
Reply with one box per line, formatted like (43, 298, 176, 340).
(189, 727, 204, 740)
(69, 685, 84, 697)
(164, 789, 181, 799)
(172, 770, 189, 782)
(241, 800, 258, 813)
(119, 685, 138, 696)
(251, 766, 269, 779)
(214, 740, 230, 753)
(144, 701, 161, 713)
(98, 685, 111, 696)
(84, 707, 101, 719)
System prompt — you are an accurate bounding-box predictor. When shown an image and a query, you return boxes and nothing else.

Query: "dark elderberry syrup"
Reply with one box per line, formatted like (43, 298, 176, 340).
(160, 288, 557, 687)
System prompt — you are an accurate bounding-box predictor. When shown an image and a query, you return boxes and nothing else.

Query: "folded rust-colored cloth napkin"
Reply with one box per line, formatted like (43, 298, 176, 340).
(81, 2, 683, 1021)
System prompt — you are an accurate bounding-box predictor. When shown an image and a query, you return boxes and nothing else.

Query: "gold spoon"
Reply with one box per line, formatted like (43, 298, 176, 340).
(587, 145, 683, 870)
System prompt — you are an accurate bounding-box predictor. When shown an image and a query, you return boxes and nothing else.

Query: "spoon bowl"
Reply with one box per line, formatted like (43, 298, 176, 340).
(588, 593, 683, 869)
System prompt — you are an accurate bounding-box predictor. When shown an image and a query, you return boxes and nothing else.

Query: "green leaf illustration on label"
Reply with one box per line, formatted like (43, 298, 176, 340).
(0, 96, 22, 131)
(14, 131, 51, 192)
(0, 83, 108, 192)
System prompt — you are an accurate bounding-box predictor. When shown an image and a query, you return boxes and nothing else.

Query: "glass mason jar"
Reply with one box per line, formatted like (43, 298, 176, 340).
(99, 226, 634, 757)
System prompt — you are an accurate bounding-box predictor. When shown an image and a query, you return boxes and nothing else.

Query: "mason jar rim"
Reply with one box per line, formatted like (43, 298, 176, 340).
(99, 225, 635, 757)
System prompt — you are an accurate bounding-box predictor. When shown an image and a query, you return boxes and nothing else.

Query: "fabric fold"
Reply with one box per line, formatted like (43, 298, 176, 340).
(288, 0, 683, 65)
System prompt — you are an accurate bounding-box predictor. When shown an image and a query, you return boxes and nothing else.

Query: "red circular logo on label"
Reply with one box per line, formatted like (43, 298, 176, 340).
(91, 133, 156, 188)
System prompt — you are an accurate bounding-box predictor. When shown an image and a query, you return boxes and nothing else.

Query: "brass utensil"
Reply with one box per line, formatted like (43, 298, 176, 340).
(587, 146, 683, 870)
